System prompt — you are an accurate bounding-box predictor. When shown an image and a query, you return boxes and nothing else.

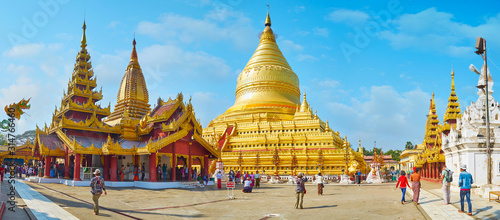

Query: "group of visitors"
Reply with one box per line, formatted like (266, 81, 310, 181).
(395, 167, 422, 205)
(396, 164, 474, 216)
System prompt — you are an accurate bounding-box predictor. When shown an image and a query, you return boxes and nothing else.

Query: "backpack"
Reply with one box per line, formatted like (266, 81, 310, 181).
(445, 169, 453, 182)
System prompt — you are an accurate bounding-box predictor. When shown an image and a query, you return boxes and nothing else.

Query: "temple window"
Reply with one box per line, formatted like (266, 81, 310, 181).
(496, 114, 498, 120)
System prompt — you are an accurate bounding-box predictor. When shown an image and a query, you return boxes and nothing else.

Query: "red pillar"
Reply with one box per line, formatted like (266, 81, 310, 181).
(44, 156, 51, 178)
(188, 144, 192, 181)
(64, 154, 70, 179)
(204, 155, 209, 178)
(73, 154, 81, 181)
(172, 143, 177, 181)
(103, 155, 110, 181)
(110, 155, 118, 181)
(149, 153, 157, 182)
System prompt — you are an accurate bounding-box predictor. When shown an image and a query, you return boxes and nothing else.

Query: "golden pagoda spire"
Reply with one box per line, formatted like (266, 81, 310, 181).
(442, 68, 461, 135)
(265, 5, 271, 26)
(105, 38, 150, 126)
(129, 38, 138, 66)
(81, 21, 87, 48)
(218, 8, 300, 117)
(300, 92, 309, 112)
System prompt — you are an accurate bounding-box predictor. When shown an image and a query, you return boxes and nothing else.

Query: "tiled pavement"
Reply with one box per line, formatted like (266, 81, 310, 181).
(407, 187, 474, 220)
(14, 179, 79, 220)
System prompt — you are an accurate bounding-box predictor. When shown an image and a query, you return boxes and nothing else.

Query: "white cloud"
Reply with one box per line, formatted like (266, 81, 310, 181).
(379, 8, 500, 56)
(3, 44, 45, 58)
(297, 54, 317, 62)
(326, 9, 370, 25)
(293, 6, 305, 13)
(318, 79, 340, 88)
(191, 91, 232, 126)
(326, 86, 430, 150)
(107, 21, 119, 29)
(313, 27, 329, 37)
(6, 64, 33, 75)
(136, 11, 256, 49)
(140, 44, 231, 79)
(280, 39, 304, 52)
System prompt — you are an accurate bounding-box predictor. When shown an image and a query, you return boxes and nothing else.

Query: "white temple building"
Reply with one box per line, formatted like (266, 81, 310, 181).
(442, 61, 500, 197)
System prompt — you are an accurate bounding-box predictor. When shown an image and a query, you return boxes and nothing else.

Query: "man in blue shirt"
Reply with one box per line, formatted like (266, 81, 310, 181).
(458, 164, 473, 216)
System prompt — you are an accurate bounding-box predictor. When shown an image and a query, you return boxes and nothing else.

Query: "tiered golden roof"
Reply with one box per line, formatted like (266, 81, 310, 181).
(203, 11, 365, 176)
(48, 21, 112, 133)
(105, 39, 150, 126)
(415, 93, 445, 167)
(442, 69, 462, 135)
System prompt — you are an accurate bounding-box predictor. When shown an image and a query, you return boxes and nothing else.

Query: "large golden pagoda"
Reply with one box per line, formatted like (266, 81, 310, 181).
(202, 11, 365, 176)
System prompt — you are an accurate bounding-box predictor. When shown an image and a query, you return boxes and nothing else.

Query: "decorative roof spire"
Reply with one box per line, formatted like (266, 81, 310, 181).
(300, 92, 309, 112)
(265, 4, 271, 26)
(451, 68, 455, 91)
(443, 68, 461, 135)
(81, 21, 87, 49)
(129, 38, 139, 66)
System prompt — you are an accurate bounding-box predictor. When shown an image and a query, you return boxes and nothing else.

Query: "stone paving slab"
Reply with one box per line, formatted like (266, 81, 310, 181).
(408, 187, 474, 220)
(15, 180, 79, 220)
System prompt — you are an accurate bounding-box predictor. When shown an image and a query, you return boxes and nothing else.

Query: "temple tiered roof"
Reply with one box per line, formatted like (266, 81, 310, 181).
(105, 39, 151, 126)
(442, 69, 462, 135)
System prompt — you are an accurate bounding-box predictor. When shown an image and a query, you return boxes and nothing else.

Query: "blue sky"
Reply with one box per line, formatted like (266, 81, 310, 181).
(1, 0, 500, 151)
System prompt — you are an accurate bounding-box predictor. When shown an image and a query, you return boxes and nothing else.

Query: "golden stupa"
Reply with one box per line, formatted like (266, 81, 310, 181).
(202, 11, 365, 176)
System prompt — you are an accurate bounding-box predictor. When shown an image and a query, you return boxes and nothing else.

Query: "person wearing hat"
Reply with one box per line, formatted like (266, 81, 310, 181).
(295, 172, 307, 209)
(458, 164, 473, 216)
(90, 169, 107, 215)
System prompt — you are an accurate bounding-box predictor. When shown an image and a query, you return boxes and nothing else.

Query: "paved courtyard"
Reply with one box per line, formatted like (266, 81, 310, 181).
(18, 181, 425, 220)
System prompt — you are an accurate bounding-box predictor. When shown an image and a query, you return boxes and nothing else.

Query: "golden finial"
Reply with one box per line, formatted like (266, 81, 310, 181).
(81, 20, 87, 48)
(451, 68, 455, 91)
(129, 38, 138, 64)
(265, 4, 271, 26)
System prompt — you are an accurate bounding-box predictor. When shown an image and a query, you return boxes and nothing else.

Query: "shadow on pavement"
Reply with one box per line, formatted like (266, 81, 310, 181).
(303, 205, 337, 209)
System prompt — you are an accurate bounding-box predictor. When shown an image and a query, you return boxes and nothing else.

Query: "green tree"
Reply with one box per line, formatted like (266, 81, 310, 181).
(386, 149, 403, 161)
(405, 141, 414, 150)
(0, 133, 6, 145)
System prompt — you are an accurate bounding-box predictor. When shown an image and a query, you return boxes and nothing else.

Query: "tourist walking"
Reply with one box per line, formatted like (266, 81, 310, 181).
(295, 172, 306, 209)
(134, 165, 139, 181)
(0, 165, 4, 182)
(317, 173, 324, 195)
(217, 171, 222, 189)
(440, 165, 452, 205)
(395, 171, 411, 204)
(458, 164, 473, 216)
(410, 168, 421, 205)
(90, 169, 107, 215)
(235, 171, 241, 184)
(120, 165, 125, 181)
(162, 164, 167, 182)
(141, 163, 145, 181)
(255, 171, 261, 188)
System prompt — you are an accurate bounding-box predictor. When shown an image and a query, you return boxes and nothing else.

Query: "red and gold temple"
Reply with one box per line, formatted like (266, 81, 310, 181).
(33, 22, 218, 182)
(413, 70, 460, 181)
